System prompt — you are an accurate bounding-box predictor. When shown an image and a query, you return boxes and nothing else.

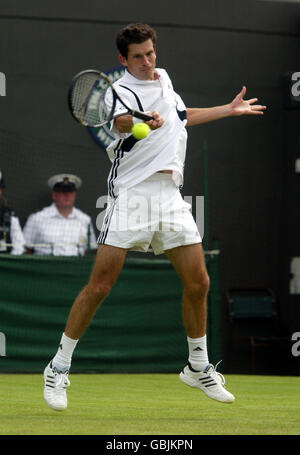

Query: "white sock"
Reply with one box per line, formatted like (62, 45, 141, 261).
(187, 335, 209, 371)
(52, 333, 78, 372)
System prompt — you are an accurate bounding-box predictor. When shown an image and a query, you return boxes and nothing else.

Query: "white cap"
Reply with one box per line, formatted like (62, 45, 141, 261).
(48, 173, 82, 191)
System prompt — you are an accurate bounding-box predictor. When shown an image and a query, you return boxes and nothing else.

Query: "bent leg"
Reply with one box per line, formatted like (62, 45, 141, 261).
(64, 244, 128, 340)
(44, 244, 127, 411)
(165, 243, 209, 338)
(168, 244, 235, 403)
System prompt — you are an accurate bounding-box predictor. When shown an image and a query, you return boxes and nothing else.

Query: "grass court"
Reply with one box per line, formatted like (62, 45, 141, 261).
(0, 373, 299, 435)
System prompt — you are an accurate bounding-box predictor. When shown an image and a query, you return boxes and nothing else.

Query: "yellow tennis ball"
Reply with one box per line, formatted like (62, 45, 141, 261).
(131, 122, 150, 140)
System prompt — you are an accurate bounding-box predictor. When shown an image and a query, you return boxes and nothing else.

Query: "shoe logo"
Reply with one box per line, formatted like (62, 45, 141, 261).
(59, 343, 63, 350)
(199, 377, 217, 387)
(193, 347, 203, 351)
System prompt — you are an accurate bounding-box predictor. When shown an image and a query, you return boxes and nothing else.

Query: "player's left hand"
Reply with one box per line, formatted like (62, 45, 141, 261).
(230, 86, 266, 116)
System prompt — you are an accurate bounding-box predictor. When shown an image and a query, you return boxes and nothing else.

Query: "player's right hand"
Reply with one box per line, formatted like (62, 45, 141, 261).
(146, 111, 164, 130)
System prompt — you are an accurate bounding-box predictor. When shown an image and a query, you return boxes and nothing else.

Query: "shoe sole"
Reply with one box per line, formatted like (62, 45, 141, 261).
(179, 372, 235, 403)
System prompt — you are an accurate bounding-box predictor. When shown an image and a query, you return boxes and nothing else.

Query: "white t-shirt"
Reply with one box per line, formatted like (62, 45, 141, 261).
(23, 203, 97, 256)
(106, 68, 187, 198)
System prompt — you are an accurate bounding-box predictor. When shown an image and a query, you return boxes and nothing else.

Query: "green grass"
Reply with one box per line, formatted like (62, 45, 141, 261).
(0, 373, 299, 435)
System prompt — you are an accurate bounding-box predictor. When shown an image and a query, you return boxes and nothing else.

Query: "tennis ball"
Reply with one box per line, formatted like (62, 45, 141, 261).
(131, 122, 150, 140)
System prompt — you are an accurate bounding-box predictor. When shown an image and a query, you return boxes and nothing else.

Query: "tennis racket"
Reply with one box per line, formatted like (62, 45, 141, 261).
(68, 69, 154, 127)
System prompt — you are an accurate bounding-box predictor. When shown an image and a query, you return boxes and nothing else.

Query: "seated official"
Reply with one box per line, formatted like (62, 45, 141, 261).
(0, 169, 25, 255)
(23, 174, 97, 256)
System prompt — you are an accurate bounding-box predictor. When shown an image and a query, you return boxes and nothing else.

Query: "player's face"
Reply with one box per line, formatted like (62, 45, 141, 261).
(52, 190, 76, 210)
(119, 39, 157, 81)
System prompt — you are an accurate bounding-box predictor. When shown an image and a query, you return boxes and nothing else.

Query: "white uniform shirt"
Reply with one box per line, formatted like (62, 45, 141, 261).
(11, 216, 25, 254)
(0, 215, 25, 255)
(106, 68, 187, 198)
(23, 203, 97, 256)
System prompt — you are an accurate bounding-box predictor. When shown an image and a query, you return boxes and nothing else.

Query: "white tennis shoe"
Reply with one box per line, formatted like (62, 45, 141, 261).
(179, 362, 235, 403)
(43, 361, 70, 411)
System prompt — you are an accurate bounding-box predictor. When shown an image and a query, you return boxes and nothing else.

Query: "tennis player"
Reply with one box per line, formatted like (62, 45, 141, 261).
(43, 23, 266, 410)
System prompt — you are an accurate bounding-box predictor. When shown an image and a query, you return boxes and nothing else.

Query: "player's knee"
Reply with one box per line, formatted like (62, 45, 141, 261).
(186, 273, 210, 299)
(200, 272, 210, 294)
(85, 281, 112, 304)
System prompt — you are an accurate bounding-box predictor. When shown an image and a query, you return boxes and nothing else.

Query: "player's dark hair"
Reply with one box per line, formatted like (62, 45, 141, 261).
(116, 23, 157, 58)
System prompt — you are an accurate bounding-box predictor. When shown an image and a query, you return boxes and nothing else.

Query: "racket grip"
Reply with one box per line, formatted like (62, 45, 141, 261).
(131, 110, 154, 122)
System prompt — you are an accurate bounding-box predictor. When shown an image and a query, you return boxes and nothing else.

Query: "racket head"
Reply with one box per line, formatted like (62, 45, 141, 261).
(68, 69, 116, 127)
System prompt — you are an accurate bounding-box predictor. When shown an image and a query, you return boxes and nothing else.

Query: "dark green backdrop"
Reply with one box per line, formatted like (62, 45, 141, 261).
(0, 254, 221, 373)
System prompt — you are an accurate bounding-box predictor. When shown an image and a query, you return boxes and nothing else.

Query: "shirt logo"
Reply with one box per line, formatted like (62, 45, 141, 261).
(88, 67, 125, 150)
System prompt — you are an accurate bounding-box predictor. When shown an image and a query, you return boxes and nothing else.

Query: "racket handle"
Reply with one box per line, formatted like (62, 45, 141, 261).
(131, 110, 154, 122)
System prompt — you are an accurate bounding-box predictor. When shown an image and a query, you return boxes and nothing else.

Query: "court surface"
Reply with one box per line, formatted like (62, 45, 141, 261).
(0, 373, 299, 435)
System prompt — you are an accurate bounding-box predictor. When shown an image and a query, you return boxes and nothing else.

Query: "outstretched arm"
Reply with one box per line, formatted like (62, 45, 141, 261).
(186, 86, 266, 126)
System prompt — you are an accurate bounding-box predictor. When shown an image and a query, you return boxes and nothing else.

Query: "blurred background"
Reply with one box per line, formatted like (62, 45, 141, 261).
(0, 0, 299, 375)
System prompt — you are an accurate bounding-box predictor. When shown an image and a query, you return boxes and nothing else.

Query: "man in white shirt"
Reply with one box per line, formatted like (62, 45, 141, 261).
(24, 174, 97, 256)
(0, 169, 25, 255)
(43, 23, 266, 411)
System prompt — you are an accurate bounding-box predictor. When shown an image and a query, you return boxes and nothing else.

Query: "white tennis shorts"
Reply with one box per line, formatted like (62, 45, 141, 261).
(98, 173, 201, 255)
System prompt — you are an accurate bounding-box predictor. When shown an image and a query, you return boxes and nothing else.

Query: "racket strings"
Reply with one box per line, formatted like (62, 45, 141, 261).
(70, 73, 112, 127)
